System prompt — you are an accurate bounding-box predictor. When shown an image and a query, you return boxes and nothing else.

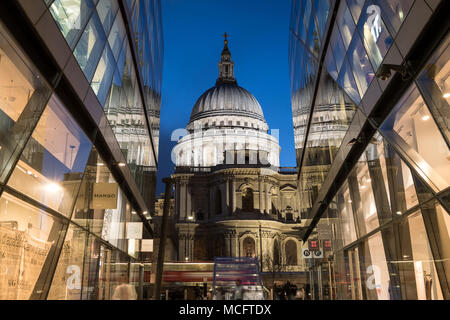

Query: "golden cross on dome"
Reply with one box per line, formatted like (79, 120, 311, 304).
(223, 32, 229, 44)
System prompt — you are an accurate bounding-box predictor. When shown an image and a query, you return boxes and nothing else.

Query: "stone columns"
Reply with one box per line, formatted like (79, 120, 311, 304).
(225, 178, 230, 215)
(179, 182, 187, 220)
(209, 186, 214, 218)
(258, 178, 263, 213)
(231, 179, 236, 215)
(266, 184, 271, 214)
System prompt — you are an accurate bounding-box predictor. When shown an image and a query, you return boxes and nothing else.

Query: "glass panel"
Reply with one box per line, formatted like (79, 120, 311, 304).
(47, 223, 86, 300)
(364, 232, 390, 300)
(0, 192, 63, 299)
(91, 44, 116, 106)
(71, 148, 129, 252)
(347, 32, 375, 98)
(7, 94, 92, 217)
(96, 0, 119, 36)
(416, 36, 450, 145)
(325, 48, 338, 80)
(108, 13, 126, 61)
(329, 27, 346, 73)
(73, 12, 107, 82)
(380, 85, 450, 191)
(334, 181, 357, 247)
(49, 0, 95, 49)
(336, 2, 356, 50)
(337, 56, 361, 104)
(313, 0, 330, 40)
(356, 0, 394, 70)
(407, 209, 444, 300)
(351, 153, 380, 235)
(372, 0, 413, 36)
(0, 26, 52, 182)
(346, 0, 366, 24)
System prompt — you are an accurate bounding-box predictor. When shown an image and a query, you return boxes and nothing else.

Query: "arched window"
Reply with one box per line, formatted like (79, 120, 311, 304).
(285, 240, 298, 266)
(242, 188, 254, 212)
(215, 188, 222, 215)
(273, 239, 281, 266)
(243, 237, 256, 257)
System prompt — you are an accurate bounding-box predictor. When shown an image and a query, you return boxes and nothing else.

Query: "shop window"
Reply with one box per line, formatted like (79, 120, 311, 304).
(380, 84, 450, 192)
(0, 192, 63, 299)
(416, 35, 450, 145)
(7, 94, 93, 217)
(406, 209, 445, 300)
(0, 26, 52, 182)
(47, 224, 87, 300)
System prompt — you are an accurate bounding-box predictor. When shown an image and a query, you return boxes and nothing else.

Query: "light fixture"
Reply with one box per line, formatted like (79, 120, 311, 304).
(366, 178, 372, 183)
(396, 211, 402, 215)
(418, 106, 430, 121)
(143, 211, 148, 215)
(97, 162, 104, 166)
(132, 211, 137, 215)
(118, 162, 126, 167)
(185, 257, 189, 261)
(348, 199, 352, 204)
(26, 170, 33, 175)
(46, 182, 61, 193)
(187, 216, 194, 220)
(360, 184, 367, 189)
(443, 93, 450, 98)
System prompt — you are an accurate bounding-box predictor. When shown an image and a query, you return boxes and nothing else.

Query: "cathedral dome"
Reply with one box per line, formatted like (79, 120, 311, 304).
(188, 33, 266, 125)
(189, 83, 265, 122)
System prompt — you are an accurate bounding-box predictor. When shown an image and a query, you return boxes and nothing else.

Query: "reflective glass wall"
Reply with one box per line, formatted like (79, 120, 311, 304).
(46, 0, 163, 208)
(290, 0, 449, 299)
(0, 0, 162, 300)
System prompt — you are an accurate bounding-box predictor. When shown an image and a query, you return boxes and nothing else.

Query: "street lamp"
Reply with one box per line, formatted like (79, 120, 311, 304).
(186, 214, 194, 261)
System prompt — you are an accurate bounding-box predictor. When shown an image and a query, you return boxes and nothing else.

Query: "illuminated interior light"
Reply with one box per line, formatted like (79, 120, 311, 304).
(185, 257, 189, 261)
(46, 182, 61, 193)
(187, 216, 194, 220)
(132, 211, 137, 215)
(421, 114, 430, 121)
(396, 211, 402, 215)
(26, 170, 33, 175)
(360, 184, 366, 189)
(347, 199, 352, 203)
(97, 162, 104, 166)
(118, 162, 126, 167)
(366, 178, 372, 183)
(443, 93, 450, 98)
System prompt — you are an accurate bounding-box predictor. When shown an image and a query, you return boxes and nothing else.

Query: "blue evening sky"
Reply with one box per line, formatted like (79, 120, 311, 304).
(156, 0, 295, 195)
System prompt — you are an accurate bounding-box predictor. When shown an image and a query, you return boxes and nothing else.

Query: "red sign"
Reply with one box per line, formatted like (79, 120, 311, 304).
(323, 240, 332, 251)
(308, 240, 320, 251)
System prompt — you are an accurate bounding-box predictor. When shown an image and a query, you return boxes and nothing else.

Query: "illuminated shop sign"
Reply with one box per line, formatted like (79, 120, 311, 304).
(90, 183, 118, 209)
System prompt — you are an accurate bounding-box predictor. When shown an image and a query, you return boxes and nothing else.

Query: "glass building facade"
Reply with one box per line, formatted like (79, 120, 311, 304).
(289, 0, 449, 299)
(0, 0, 162, 299)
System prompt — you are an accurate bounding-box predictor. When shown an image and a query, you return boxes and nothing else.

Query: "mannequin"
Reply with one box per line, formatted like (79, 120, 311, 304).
(424, 273, 432, 300)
